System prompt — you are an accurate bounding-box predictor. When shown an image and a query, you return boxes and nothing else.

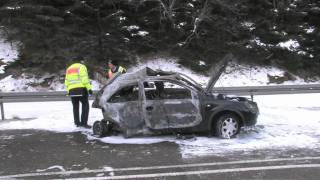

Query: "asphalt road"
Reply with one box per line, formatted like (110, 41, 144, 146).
(0, 130, 320, 179)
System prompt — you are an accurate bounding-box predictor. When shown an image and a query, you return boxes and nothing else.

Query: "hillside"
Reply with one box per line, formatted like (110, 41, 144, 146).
(0, 0, 319, 80)
(1, 40, 319, 92)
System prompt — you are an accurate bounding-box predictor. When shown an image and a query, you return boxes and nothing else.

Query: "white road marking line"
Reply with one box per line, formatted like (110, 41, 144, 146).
(1, 156, 320, 179)
(63, 164, 320, 180)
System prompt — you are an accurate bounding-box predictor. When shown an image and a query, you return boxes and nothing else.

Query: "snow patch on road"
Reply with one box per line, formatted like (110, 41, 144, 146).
(0, 94, 319, 158)
(87, 135, 171, 144)
(88, 93, 320, 157)
(0, 57, 319, 158)
(178, 94, 320, 158)
(0, 101, 103, 132)
(36, 165, 66, 172)
(0, 135, 15, 140)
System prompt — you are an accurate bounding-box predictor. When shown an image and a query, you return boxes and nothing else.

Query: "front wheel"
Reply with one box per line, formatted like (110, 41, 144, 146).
(93, 120, 110, 137)
(215, 114, 240, 139)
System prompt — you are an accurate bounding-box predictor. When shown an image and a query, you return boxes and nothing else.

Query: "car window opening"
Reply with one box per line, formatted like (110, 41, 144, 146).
(145, 81, 191, 100)
(108, 84, 139, 103)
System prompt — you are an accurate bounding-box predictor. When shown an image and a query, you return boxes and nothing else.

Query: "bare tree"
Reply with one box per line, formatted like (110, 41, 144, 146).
(273, 0, 278, 10)
(158, 0, 177, 28)
(183, 0, 210, 45)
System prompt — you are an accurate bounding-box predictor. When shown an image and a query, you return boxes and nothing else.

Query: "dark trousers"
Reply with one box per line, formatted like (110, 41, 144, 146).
(71, 95, 89, 126)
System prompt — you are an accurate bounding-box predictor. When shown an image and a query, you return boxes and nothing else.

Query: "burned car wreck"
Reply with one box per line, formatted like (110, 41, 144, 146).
(92, 64, 259, 139)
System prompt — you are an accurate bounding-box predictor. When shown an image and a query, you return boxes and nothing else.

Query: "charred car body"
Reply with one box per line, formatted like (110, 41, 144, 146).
(92, 61, 259, 138)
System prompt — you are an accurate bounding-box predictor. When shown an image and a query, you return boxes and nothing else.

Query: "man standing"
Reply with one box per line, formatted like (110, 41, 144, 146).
(106, 60, 127, 80)
(65, 61, 93, 128)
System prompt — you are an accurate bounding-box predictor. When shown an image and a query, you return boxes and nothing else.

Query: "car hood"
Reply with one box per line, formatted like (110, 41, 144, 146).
(205, 54, 234, 93)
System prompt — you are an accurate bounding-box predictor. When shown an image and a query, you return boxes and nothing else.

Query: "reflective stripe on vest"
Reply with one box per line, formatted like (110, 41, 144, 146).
(67, 67, 80, 75)
(65, 63, 92, 92)
(67, 66, 81, 84)
(68, 79, 81, 84)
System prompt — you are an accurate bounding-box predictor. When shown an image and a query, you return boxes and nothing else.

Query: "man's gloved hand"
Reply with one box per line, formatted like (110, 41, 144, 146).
(88, 90, 93, 96)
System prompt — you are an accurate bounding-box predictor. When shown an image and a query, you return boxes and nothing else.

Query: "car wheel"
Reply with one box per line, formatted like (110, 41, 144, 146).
(215, 114, 240, 138)
(93, 120, 109, 137)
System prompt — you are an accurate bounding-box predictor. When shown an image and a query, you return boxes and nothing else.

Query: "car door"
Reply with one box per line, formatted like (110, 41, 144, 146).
(161, 81, 202, 128)
(142, 81, 169, 130)
(142, 80, 202, 129)
(107, 83, 143, 129)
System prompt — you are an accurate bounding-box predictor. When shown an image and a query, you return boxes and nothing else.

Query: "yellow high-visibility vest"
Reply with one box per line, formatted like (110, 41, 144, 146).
(65, 63, 92, 92)
(107, 66, 126, 79)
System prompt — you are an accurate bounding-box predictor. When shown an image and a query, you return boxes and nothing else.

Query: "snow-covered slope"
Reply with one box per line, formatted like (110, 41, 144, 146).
(0, 74, 101, 92)
(0, 57, 318, 92)
(0, 37, 18, 74)
(0, 36, 101, 91)
(133, 57, 315, 87)
(0, 36, 318, 92)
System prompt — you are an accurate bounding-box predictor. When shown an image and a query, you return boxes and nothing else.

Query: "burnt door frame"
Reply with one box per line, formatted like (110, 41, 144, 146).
(141, 80, 169, 130)
(141, 80, 202, 129)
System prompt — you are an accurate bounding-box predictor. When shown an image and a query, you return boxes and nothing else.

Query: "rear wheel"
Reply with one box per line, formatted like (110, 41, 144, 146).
(93, 120, 110, 137)
(215, 114, 240, 138)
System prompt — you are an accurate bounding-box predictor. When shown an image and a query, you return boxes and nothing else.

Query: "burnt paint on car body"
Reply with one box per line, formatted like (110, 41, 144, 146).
(92, 65, 259, 138)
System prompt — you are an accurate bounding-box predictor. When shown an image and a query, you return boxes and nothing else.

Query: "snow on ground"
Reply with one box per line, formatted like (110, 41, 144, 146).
(277, 39, 300, 52)
(216, 63, 311, 86)
(36, 165, 66, 172)
(0, 74, 102, 92)
(132, 58, 210, 86)
(0, 57, 318, 92)
(0, 37, 18, 74)
(178, 94, 320, 157)
(132, 57, 314, 87)
(0, 74, 63, 92)
(0, 94, 319, 158)
(0, 55, 319, 157)
(0, 101, 102, 132)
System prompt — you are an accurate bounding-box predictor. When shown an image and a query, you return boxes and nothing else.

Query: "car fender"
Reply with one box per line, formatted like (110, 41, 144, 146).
(207, 107, 245, 129)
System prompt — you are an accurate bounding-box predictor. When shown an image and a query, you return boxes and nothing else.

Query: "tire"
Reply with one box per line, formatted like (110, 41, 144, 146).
(215, 113, 240, 139)
(93, 120, 109, 137)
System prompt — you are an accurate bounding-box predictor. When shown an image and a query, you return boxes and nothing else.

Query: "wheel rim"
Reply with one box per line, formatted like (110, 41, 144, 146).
(93, 123, 102, 135)
(221, 117, 238, 138)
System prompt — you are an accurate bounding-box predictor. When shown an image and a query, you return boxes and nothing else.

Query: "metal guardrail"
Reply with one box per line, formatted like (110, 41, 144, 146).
(211, 84, 320, 96)
(0, 91, 97, 120)
(1, 84, 320, 120)
(0, 91, 96, 103)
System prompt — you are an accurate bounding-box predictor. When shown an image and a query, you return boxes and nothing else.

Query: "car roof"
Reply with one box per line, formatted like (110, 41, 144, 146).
(93, 67, 204, 109)
(112, 67, 204, 91)
(117, 67, 179, 81)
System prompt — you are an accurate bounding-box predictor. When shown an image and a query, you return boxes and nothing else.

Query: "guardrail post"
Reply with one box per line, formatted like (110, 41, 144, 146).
(0, 101, 4, 120)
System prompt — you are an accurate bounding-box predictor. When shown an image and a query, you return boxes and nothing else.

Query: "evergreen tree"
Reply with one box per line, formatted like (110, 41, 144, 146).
(0, 0, 319, 77)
